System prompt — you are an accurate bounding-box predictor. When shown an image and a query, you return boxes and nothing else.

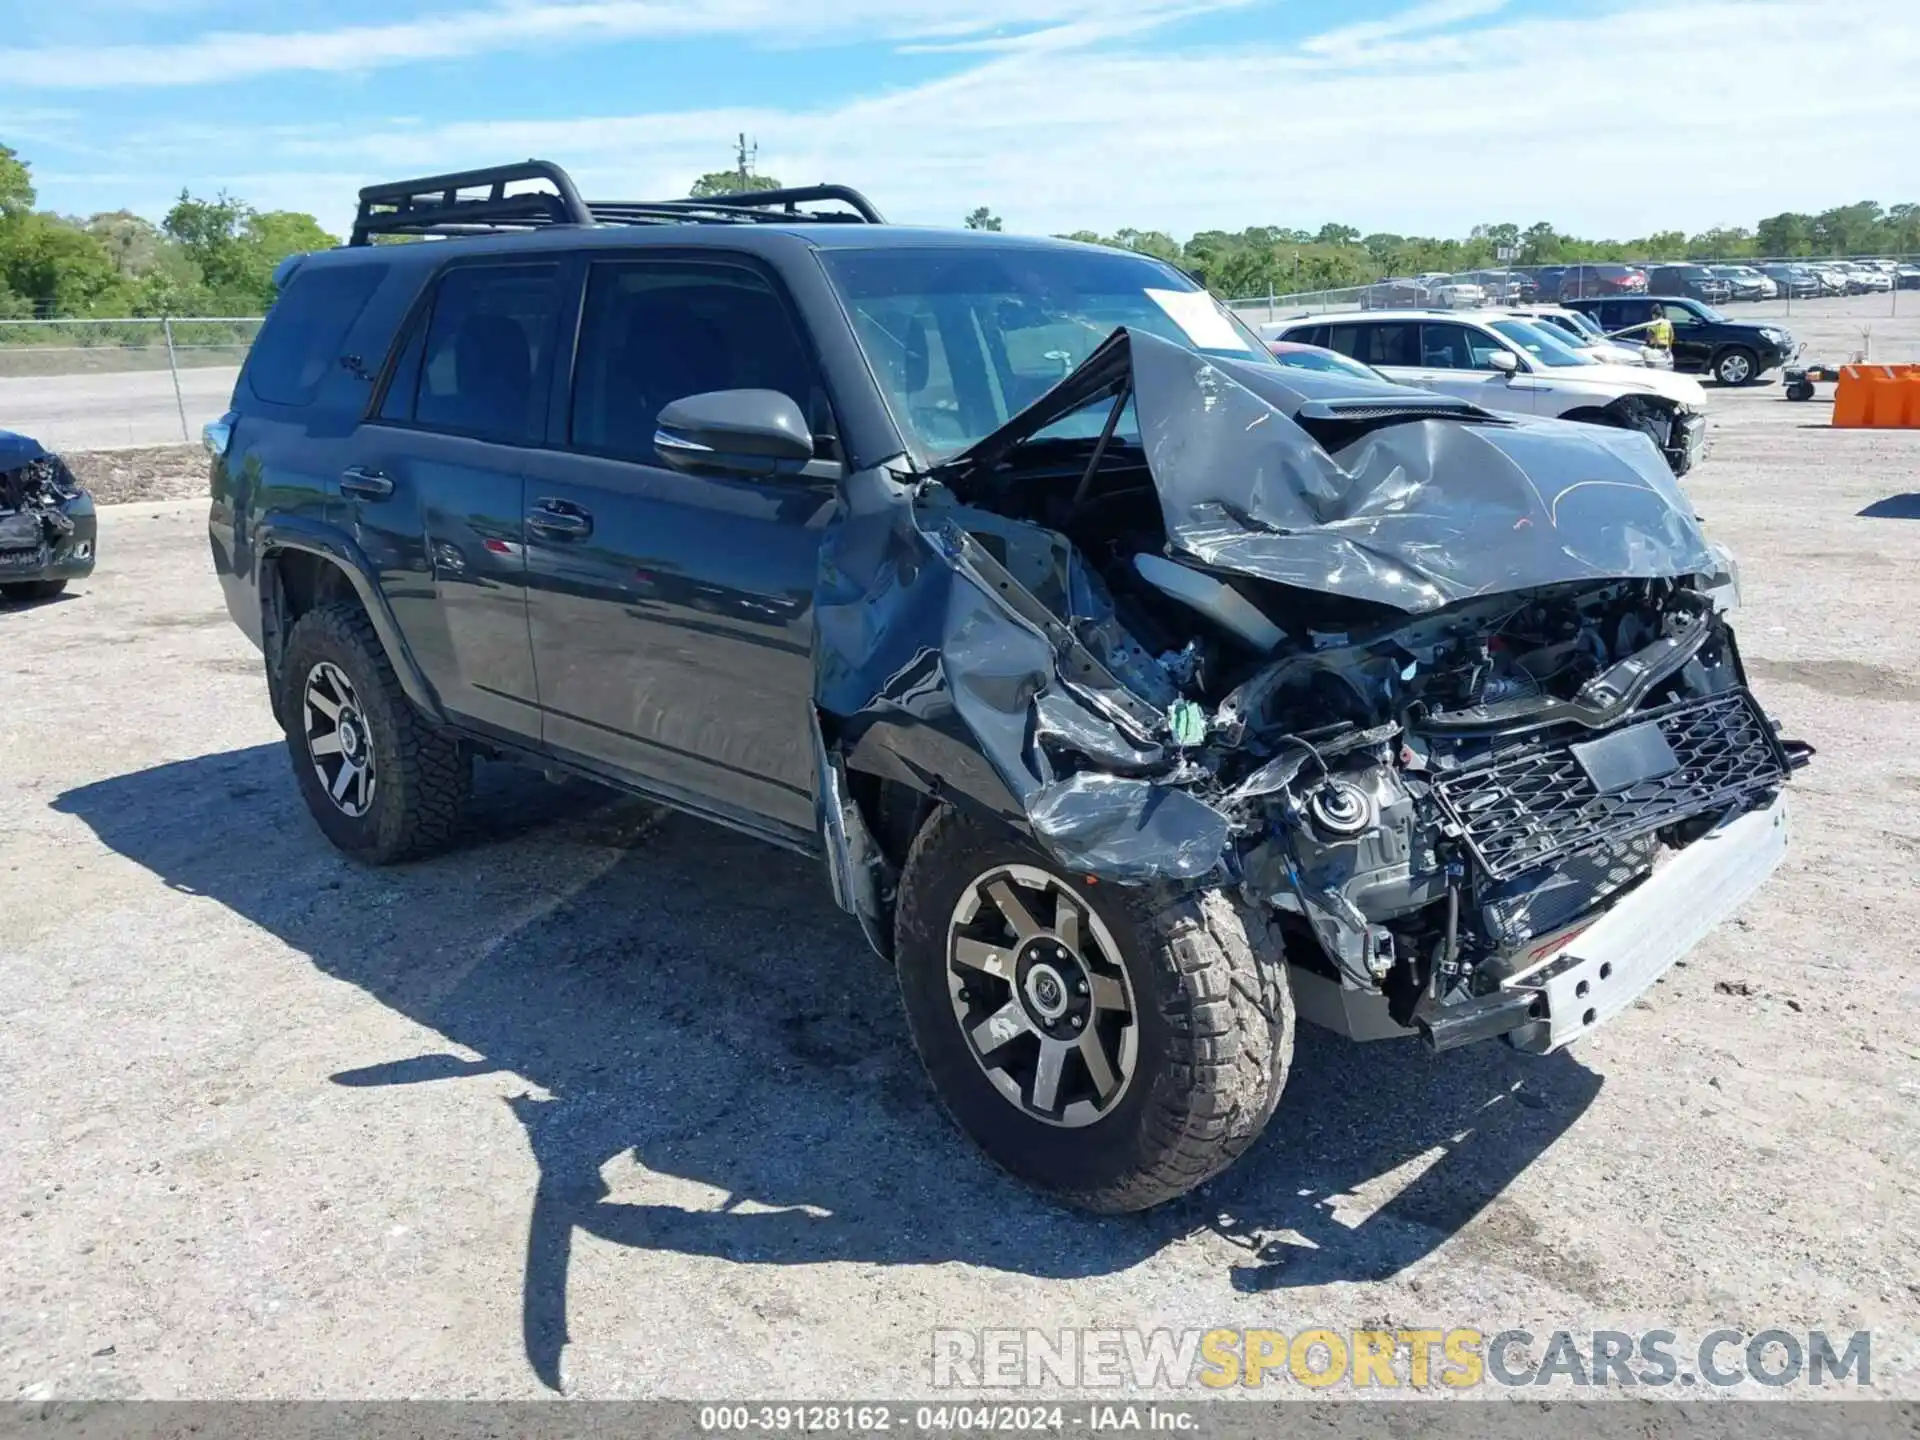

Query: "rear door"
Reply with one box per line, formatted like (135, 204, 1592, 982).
(522, 253, 839, 842)
(1595, 298, 1650, 340)
(346, 259, 567, 739)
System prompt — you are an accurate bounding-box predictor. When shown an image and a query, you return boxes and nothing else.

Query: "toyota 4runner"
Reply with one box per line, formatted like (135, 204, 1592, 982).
(208, 162, 1811, 1212)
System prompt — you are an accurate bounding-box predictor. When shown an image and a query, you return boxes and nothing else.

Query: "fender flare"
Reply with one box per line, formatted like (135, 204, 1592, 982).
(254, 515, 446, 724)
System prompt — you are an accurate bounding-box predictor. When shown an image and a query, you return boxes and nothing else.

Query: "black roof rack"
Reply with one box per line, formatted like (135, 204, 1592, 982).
(349, 158, 884, 245)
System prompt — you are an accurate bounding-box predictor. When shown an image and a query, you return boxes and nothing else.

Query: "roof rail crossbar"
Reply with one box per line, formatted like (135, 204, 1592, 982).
(662, 183, 886, 223)
(351, 159, 593, 245)
(349, 161, 885, 243)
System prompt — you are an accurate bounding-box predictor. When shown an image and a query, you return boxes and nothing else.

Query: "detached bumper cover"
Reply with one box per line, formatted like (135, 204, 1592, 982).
(1498, 792, 1790, 1054)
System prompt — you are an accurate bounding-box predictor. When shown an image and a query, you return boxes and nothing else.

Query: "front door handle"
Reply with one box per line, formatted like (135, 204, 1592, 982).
(341, 466, 394, 499)
(527, 500, 592, 538)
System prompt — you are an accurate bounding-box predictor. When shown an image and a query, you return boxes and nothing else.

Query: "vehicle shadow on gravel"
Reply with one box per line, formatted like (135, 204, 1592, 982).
(1858, 493, 1920, 519)
(55, 743, 1600, 1389)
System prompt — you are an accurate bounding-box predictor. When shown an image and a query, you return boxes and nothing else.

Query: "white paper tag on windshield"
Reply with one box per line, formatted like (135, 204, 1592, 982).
(1146, 288, 1251, 352)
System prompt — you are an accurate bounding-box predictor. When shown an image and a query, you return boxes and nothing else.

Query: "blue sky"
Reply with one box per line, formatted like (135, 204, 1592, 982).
(4, 0, 1918, 242)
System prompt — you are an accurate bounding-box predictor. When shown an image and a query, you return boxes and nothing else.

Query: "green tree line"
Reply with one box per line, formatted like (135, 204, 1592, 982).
(1058, 205, 1920, 298)
(1, 143, 332, 320)
(6, 140, 1919, 319)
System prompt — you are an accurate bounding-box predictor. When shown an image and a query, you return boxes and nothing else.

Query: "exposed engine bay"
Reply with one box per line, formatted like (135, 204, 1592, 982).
(0, 453, 79, 554)
(864, 327, 1810, 1049)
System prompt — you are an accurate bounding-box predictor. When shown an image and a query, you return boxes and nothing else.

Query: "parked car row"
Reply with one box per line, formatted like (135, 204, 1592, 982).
(1350, 259, 1915, 309)
(1264, 309, 1711, 476)
(1262, 289, 1798, 475)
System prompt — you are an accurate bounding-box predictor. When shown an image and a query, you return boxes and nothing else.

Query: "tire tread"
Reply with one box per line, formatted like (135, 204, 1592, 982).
(280, 601, 469, 863)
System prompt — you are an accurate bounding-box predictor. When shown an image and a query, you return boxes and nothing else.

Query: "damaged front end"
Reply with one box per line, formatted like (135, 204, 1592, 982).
(0, 430, 96, 595)
(817, 328, 1808, 1055)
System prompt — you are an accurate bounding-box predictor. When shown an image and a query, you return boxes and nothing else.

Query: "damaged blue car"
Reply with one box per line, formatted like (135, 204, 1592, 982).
(1, 429, 96, 601)
(207, 162, 1810, 1211)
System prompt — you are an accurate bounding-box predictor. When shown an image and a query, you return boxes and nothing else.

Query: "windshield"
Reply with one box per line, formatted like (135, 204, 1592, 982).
(821, 245, 1270, 460)
(1692, 302, 1728, 323)
(1491, 319, 1592, 368)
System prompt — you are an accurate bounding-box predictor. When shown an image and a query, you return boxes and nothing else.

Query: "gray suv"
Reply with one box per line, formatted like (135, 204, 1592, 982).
(208, 161, 1809, 1211)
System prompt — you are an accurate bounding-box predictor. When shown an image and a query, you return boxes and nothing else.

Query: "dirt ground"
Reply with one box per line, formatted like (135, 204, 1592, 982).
(2, 365, 1918, 1403)
(62, 445, 207, 505)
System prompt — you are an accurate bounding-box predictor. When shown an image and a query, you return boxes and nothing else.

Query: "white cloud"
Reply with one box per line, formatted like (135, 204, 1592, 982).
(26, 0, 1920, 247)
(1299, 0, 1509, 54)
(0, 0, 1238, 87)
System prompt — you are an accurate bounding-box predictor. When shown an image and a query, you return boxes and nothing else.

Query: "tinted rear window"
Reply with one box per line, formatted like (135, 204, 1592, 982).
(246, 264, 386, 407)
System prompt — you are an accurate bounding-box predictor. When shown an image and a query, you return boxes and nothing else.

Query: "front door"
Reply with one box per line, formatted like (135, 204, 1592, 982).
(523, 254, 840, 840)
(1659, 302, 1714, 373)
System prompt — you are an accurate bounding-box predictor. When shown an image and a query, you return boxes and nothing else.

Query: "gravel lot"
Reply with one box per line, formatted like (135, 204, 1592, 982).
(3, 352, 1918, 1402)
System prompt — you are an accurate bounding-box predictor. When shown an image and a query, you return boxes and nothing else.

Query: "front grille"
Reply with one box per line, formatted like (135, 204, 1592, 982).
(1432, 689, 1788, 881)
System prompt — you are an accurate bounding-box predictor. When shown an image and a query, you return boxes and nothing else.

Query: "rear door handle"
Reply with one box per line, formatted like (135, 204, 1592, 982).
(341, 466, 394, 499)
(527, 500, 592, 538)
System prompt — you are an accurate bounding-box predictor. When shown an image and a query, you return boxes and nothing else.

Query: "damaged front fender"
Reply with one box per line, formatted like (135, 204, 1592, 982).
(814, 461, 1234, 894)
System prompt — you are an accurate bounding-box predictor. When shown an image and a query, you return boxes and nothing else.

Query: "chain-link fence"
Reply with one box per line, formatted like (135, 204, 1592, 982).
(1226, 256, 1920, 329)
(0, 316, 262, 451)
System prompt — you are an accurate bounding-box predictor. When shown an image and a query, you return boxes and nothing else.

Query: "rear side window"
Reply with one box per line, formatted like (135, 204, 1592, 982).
(1329, 322, 1416, 367)
(411, 263, 564, 445)
(245, 264, 385, 407)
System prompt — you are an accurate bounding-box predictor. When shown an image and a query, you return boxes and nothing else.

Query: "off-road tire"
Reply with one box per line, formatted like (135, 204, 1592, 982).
(1, 579, 68, 601)
(894, 805, 1294, 1212)
(279, 601, 470, 863)
(1713, 347, 1758, 386)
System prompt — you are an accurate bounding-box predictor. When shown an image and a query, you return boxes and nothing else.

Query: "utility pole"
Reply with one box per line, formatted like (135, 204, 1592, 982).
(735, 132, 757, 189)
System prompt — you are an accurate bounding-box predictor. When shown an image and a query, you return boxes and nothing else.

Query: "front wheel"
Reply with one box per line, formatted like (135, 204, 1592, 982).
(893, 806, 1294, 1212)
(1714, 347, 1758, 386)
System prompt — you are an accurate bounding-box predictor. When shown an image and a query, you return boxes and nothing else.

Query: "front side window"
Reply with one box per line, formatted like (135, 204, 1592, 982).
(570, 259, 827, 462)
(412, 263, 563, 444)
(819, 245, 1269, 461)
(1417, 322, 1500, 370)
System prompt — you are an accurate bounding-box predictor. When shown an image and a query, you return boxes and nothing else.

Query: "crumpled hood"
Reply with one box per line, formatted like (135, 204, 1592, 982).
(954, 327, 1717, 614)
(0, 429, 51, 470)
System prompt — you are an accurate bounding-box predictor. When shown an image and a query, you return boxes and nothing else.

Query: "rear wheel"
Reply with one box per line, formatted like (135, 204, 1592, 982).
(894, 806, 1294, 1212)
(279, 602, 471, 863)
(1, 578, 67, 601)
(1713, 347, 1758, 386)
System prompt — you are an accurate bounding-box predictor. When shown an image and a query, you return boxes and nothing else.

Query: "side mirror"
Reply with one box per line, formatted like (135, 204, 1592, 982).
(1487, 351, 1521, 376)
(654, 389, 814, 478)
